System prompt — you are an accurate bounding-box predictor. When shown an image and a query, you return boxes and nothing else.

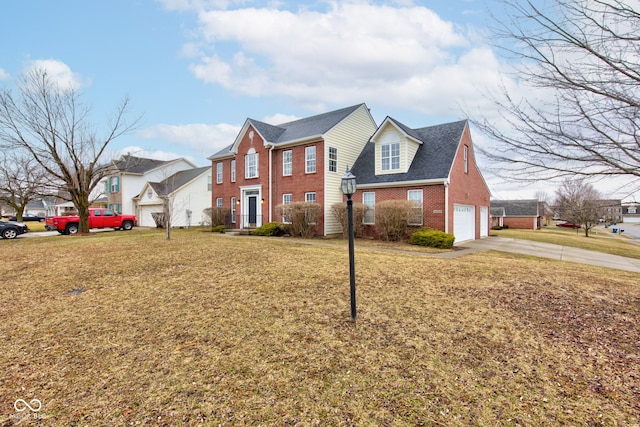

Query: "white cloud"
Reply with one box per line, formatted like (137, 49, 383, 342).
(136, 122, 241, 159)
(182, 2, 507, 116)
(24, 59, 89, 91)
(261, 113, 300, 125)
(0, 68, 9, 80)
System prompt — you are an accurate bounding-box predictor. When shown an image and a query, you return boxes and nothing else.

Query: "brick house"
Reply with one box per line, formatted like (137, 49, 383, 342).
(490, 199, 540, 229)
(351, 117, 490, 243)
(208, 104, 378, 235)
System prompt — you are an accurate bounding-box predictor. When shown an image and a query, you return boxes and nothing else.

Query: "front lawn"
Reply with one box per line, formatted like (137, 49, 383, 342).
(1, 229, 638, 425)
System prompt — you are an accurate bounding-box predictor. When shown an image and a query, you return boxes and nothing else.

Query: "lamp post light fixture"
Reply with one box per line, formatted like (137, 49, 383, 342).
(341, 168, 357, 320)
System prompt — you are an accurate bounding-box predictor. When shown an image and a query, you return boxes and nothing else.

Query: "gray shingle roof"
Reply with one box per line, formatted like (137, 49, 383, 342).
(351, 118, 468, 185)
(149, 167, 209, 196)
(209, 104, 366, 159)
(113, 155, 171, 174)
(491, 199, 539, 216)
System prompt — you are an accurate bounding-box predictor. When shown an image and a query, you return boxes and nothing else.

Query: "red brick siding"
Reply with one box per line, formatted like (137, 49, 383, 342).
(504, 217, 537, 229)
(446, 126, 491, 238)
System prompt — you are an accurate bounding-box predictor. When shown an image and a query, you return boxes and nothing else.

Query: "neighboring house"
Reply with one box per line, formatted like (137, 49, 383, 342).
(208, 104, 378, 235)
(134, 166, 211, 228)
(491, 199, 540, 229)
(490, 207, 506, 228)
(104, 155, 197, 215)
(351, 118, 491, 243)
(596, 199, 623, 223)
(623, 203, 640, 223)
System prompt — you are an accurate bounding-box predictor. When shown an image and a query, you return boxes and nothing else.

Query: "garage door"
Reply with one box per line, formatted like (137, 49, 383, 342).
(454, 204, 475, 243)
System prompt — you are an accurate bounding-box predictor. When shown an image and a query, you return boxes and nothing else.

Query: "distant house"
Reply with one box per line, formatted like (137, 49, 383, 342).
(596, 199, 623, 223)
(103, 155, 199, 215)
(134, 166, 211, 228)
(351, 117, 491, 243)
(622, 203, 640, 223)
(491, 199, 540, 229)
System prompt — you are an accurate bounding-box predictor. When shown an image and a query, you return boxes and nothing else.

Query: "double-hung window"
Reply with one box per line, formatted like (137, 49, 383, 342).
(216, 198, 223, 208)
(110, 176, 120, 193)
(305, 192, 317, 224)
(305, 146, 316, 173)
(231, 197, 236, 223)
(207, 175, 212, 191)
(328, 147, 337, 172)
(283, 150, 292, 176)
(245, 149, 258, 178)
(362, 192, 375, 224)
(305, 192, 316, 203)
(464, 145, 469, 174)
(408, 190, 423, 225)
(231, 160, 236, 182)
(381, 142, 400, 171)
(216, 162, 223, 184)
(282, 193, 292, 223)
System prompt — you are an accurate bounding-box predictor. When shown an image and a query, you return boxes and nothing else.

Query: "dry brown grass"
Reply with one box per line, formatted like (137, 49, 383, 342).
(1, 229, 639, 426)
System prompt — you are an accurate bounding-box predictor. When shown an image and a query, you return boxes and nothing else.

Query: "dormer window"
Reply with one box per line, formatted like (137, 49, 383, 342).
(381, 142, 400, 171)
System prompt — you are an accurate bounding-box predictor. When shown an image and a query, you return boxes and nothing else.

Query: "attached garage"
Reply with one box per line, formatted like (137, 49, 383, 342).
(454, 204, 475, 243)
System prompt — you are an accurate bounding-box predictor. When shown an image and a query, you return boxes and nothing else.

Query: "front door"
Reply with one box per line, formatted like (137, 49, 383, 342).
(248, 196, 257, 227)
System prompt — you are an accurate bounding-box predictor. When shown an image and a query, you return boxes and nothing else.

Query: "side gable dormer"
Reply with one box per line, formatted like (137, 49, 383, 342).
(370, 117, 423, 176)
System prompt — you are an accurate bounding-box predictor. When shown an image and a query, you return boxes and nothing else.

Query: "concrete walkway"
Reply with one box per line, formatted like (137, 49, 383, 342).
(446, 236, 640, 273)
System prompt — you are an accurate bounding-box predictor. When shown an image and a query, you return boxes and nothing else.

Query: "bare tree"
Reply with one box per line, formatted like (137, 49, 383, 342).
(0, 151, 50, 220)
(554, 178, 601, 237)
(0, 68, 139, 233)
(471, 0, 640, 184)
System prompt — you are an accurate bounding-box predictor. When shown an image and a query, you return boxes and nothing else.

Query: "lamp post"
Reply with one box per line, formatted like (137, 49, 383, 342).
(341, 168, 357, 320)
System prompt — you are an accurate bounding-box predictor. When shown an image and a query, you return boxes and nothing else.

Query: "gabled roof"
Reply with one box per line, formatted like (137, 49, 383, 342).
(209, 104, 367, 160)
(112, 155, 172, 174)
(351, 119, 468, 185)
(148, 166, 210, 197)
(491, 199, 540, 216)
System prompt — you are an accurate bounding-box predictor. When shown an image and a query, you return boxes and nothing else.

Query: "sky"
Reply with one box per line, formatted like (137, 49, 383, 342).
(0, 0, 635, 202)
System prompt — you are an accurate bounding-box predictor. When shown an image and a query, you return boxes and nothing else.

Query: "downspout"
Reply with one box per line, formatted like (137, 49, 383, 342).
(444, 180, 450, 233)
(268, 144, 274, 223)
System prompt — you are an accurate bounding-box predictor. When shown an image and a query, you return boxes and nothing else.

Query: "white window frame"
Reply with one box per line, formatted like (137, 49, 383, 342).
(216, 198, 223, 208)
(305, 146, 316, 174)
(464, 145, 469, 174)
(207, 175, 212, 191)
(110, 176, 119, 193)
(231, 160, 236, 182)
(328, 147, 338, 173)
(362, 192, 375, 224)
(305, 192, 316, 203)
(282, 193, 292, 223)
(408, 189, 423, 226)
(216, 162, 223, 184)
(283, 150, 292, 176)
(245, 150, 258, 179)
(381, 142, 400, 171)
(231, 197, 236, 223)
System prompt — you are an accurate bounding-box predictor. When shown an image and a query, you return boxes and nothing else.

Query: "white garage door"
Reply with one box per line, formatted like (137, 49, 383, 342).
(454, 204, 475, 243)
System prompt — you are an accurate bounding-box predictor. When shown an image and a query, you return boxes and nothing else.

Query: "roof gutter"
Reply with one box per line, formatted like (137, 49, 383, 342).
(356, 178, 447, 189)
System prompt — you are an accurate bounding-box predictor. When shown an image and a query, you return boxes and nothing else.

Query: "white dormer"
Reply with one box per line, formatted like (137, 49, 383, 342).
(372, 118, 422, 176)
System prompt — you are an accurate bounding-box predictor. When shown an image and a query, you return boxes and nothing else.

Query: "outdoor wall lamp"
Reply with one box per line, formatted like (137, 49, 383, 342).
(261, 198, 265, 204)
(341, 168, 357, 320)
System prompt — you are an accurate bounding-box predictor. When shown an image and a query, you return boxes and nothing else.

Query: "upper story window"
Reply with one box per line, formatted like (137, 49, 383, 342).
(110, 176, 120, 193)
(283, 150, 292, 176)
(216, 162, 223, 183)
(381, 142, 400, 171)
(305, 146, 316, 173)
(464, 145, 469, 174)
(245, 148, 258, 179)
(328, 147, 338, 172)
(207, 175, 212, 191)
(147, 188, 153, 198)
(231, 160, 236, 182)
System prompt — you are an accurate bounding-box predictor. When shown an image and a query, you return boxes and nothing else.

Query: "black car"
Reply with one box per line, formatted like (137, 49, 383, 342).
(8, 213, 45, 222)
(0, 220, 29, 239)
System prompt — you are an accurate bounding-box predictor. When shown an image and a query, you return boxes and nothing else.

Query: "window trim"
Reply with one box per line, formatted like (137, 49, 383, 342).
(282, 193, 292, 223)
(216, 197, 223, 208)
(362, 191, 375, 225)
(245, 150, 258, 179)
(231, 160, 236, 182)
(463, 145, 469, 174)
(283, 150, 292, 176)
(381, 142, 400, 171)
(328, 146, 338, 173)
(231, 197, 236, 223)
(305, 192, 316, 203)
(407, 189, 423, 226)
(216, 162, 223, 184)
(305, 146, 316, 174)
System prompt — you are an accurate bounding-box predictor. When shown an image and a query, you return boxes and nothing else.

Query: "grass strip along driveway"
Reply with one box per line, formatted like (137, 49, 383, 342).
(1, 229, 639, 425)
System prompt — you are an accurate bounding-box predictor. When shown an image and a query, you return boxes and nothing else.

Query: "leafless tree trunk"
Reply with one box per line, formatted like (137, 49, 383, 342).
(0, 68, 139, 233)
(471, 0, 640, 187)
(554, 178, 602, 237)
(0, 151, 49, 220)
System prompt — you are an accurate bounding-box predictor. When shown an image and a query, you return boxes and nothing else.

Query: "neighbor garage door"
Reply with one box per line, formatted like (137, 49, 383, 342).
(454, 204, 475, 243)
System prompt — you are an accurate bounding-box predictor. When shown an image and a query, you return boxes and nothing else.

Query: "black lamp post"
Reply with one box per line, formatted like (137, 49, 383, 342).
(341, 168, 357, 320)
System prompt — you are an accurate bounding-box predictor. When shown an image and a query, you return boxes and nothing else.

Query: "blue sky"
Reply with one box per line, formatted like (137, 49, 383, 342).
(0, 0, 634, 201)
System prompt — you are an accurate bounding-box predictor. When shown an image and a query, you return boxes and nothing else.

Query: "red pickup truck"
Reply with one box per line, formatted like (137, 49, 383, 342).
(46, 208, 137, 235)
